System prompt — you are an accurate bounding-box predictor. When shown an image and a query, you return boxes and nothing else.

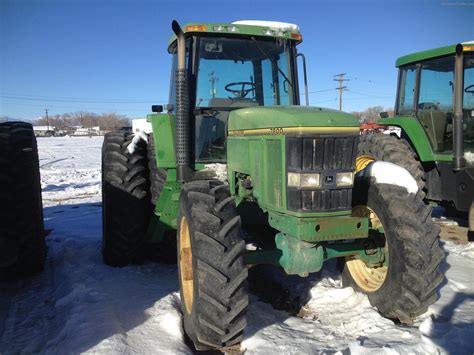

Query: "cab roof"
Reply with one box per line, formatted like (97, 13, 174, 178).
(167, 21, 302, 51)
(396, 41, 474, 67)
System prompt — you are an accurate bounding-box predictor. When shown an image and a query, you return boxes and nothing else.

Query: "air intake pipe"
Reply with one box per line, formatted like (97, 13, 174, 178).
(453, 44, 465, 171)
(172, 20, 192, 181)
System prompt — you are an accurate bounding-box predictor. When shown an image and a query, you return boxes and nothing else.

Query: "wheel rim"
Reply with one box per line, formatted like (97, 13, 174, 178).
(179, 216, 194, 314)
(347, 205, 388, 292)
(355, 155, 375, 173)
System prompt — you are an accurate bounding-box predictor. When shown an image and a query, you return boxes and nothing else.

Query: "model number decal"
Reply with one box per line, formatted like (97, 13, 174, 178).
(270, 128, 284, 135)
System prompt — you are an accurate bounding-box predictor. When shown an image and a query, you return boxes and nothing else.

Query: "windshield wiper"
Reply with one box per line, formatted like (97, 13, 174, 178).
(251, 37, 293, 88)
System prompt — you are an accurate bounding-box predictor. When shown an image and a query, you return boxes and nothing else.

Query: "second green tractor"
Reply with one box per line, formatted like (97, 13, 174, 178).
(101, 20, 444, 351)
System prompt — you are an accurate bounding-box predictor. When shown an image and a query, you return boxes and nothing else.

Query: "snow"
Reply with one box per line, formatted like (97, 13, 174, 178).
(203, 163, 228, 181)
(127, 131, 148, 154)
(132, 118, 152, 134)
(1, 136, 473, 354)
(232, 20, 300, 32)
(465, 151, 474, 164)
(366, 161, 419, 194)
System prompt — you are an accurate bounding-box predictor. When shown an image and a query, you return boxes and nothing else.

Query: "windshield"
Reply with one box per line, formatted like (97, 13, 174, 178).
(193, 36, 296, 163)
(195, 37, 295, 107)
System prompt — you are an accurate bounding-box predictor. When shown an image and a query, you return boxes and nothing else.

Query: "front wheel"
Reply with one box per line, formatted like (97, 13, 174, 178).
(177, 180, 248, 351)
(341, 179, 445, 322)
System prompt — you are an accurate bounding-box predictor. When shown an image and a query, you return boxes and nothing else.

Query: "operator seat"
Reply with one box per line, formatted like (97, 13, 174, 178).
(195, 98, 258, 159)
(419, 110, 447, 152)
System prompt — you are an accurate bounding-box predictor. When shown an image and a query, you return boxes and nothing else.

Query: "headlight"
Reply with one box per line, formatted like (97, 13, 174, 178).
(288, 173, 321, 188)
(336, 172, 354, 187)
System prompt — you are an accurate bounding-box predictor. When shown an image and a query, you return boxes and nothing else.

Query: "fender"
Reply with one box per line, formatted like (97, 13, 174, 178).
(378, 116, 452, 162)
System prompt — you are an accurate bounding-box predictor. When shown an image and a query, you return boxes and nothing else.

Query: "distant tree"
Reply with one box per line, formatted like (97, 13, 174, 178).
(360, 106, 384, 123)
(34, 111, 130, 130)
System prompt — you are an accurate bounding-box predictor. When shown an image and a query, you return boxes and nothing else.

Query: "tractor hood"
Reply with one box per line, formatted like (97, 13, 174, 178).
(228, 106, 360, 131)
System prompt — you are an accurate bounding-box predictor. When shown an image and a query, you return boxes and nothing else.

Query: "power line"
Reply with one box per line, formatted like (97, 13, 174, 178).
(2, 101, 154, 112)
(333, 73, 349, 111)
(345, 89, 393, 99)
(0, 93, 166, 104)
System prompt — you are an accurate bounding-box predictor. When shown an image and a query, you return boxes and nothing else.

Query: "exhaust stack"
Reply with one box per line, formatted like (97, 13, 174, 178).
(172, 20, 192, 181)
(453, 44, 465, 171)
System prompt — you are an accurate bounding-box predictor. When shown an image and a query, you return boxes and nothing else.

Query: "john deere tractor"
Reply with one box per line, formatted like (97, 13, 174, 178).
(101, 20, 444, 350)
(360, 41, 474, 232)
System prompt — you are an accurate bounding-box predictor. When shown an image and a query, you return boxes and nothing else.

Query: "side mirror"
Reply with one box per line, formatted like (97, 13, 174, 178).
(152, 105, 163, 113)
(165, 104, 175, 112)
(379, 111, 389, 119)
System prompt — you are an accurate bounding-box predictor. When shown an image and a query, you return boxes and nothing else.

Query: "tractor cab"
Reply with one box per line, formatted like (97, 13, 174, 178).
(167, 21, 303, 163)
(395, 41, 474, 166)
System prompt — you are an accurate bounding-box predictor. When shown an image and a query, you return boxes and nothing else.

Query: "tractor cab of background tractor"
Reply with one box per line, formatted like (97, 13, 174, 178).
(395, 42, 474, 166)
(370, 41, 474, 229)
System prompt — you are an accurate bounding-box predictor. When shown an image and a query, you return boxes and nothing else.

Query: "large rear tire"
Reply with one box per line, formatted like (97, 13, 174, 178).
(177, 180, 248, 351)
(0, 122, 46, 278)
(358, 133, 426, 196)
(341, 179, 444, 322)
(101, 132, 152, 266)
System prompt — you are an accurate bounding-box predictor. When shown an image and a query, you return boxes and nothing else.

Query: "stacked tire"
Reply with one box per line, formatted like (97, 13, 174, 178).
(0, 122, 46, 279)
(101, 132, 152, 266)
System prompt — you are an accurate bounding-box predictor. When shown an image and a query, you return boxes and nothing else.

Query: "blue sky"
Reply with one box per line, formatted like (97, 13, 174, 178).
(1, 0, 473, 120)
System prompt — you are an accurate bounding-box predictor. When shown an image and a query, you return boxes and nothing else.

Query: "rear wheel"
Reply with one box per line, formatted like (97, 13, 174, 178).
(341, 179, 444, 322)
(0, 122, 46, 278)
(101, 132, 152, 266)
(177, 180, 248, 351)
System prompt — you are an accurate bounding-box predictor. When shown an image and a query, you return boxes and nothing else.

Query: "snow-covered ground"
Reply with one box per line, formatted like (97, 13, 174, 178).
(0, 136, 473, 354)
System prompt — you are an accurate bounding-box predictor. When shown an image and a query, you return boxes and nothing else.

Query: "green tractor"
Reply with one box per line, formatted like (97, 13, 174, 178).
(360, 41, 474, 232)
(0, 121, 46, 279)
(101, 20, 444, 350)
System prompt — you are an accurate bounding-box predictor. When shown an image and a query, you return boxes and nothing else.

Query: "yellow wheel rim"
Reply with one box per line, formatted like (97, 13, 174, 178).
(355, 155, 375, 173)
(347, 205, 388, 292)
(179, 216, 194, 314)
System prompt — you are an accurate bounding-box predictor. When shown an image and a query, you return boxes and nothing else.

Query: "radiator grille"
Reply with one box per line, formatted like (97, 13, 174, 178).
(286, 135, 358, 212)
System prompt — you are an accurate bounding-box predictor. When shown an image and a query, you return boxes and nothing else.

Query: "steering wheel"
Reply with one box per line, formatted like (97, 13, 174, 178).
(224, 82, 256, 99)
(465, 84, 474, 94)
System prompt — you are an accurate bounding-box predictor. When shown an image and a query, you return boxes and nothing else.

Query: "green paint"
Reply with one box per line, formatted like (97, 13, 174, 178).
(275, 233, 325, 275)
(267, 211, 368, 241)
(396, 44, 458, 67)
(153, 169, 181, 233)
(228, 106, 359, 131)
(395, 42, 474, 67)
(324, 240, 386, 267)
(378, 116, 452, 162)
(271, 234, 383, 275)
(148, 113, 176, 168)
(168, 22, 302, 49)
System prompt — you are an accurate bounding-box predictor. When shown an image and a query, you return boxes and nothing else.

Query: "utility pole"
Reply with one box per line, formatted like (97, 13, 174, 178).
(333, 73, 349, 111)
(45, 108, 49, 129)
(80, 111, 83, 127)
